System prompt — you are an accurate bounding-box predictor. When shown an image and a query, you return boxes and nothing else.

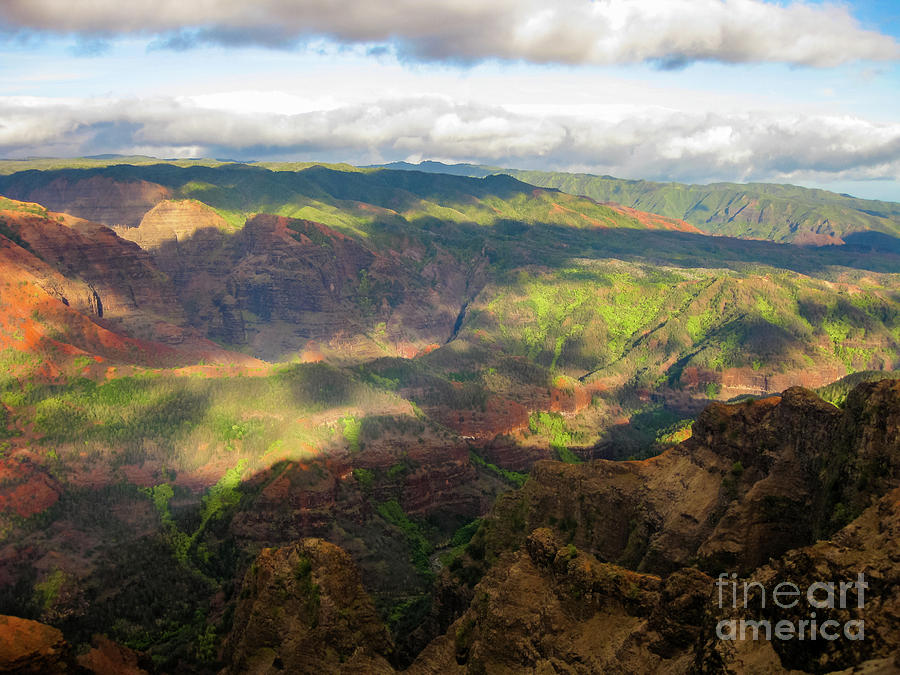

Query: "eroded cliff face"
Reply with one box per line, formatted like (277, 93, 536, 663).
(4, 207, 185, 336)
(409, 528, 709, 674)
(231, 437, 482, 523)
(696, 486, 900, 674)
(147, 213, 479, 361)
(212, 380, 900, 675)
(113, 199, 229, 249)
(1, 176, 170, 228)
(0, 201, 260, 369)
(411, 493, 900, 674)
(465, 382, 900, 579)
(406, 381, 900, 674)
(219, 494, 899, 674)
(222, 538, 394, 674)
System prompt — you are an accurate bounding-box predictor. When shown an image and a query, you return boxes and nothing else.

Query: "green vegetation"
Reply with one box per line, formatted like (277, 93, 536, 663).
(0, 162, 653, 242)
(33, 569, 66, 611)
(529, 412, 581, 463)
(196, 461, 247, 534)
(8, 363, 398, 472)
(469, 451, 529, 487)
(0, 405, 13, 439)
(721, 461, 745, 500)
(376, 500, 433, 579)
(817, 371, 900, 406)
(654, 419, 694, 447)
(341, 415, 362, 452)
(293, 555, 321, 623)
(385, 594, 430, 635)
(385, 162, 900, 244)
(0, 196, 49, 217)
(140, 483, 191, 565)
(353, 467, 374, 489)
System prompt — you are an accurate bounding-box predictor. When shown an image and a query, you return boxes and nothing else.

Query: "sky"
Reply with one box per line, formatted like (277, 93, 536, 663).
(1, 0, 899, 201)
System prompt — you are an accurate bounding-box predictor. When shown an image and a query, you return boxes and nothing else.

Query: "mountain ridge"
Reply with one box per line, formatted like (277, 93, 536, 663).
(377, 160, 900, 246)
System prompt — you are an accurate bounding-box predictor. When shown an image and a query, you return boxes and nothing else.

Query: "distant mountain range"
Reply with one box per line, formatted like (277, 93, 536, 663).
(379, 161, 900, 248)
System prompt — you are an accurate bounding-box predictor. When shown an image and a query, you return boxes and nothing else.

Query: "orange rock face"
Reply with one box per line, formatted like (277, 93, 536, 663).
(602, 201, 705, 233)
(0, 458, 60, 518)
(0, 615, 67, 673)
(0, 202, 260, 370)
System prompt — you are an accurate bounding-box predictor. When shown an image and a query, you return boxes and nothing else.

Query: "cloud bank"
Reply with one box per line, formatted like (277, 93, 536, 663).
(2, 95, 898, 187)
(1, 0, 898, 67)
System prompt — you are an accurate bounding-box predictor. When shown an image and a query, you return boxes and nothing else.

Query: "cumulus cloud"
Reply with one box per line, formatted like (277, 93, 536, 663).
(1, 95, 898, 188)
(0, 0, 897, 67)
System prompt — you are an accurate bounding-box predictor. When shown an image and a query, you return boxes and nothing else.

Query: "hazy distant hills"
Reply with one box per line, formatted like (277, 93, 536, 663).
(6, 155, 899, 248)
(380, 161, 900, 247)
(0, 161, 685, 234)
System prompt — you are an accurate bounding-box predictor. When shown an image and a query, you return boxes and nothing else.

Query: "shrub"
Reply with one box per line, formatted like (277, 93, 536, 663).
(353, 467, 374, 489)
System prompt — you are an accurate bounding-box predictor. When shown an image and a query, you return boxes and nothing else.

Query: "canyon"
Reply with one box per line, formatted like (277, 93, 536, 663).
(0, 159, 898, 672)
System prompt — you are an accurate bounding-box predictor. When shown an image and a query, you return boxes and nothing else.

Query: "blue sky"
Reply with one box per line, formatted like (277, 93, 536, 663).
(1, 0, 898, 201)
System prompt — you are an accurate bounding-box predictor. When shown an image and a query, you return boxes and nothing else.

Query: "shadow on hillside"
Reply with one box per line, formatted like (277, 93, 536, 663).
(144, 211, 900, 370)
(4, 162, 899, 279)
(843, 230, 900, 255)
(508, 222, 900, 276)
(7, 164, 900, 274)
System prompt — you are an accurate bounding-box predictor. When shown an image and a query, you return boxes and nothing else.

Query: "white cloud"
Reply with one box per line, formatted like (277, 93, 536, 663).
(1, 95, 898, 189)
(1, 0, 897, 67)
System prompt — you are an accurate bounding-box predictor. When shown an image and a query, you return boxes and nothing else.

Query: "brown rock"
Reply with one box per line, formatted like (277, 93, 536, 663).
(0, 615, 67, 673)
(76, 634, 148, 675)
(221, 538, 394, 674)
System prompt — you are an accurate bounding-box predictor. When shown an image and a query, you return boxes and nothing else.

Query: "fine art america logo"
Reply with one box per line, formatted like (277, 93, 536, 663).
(716, 573, 867, 641)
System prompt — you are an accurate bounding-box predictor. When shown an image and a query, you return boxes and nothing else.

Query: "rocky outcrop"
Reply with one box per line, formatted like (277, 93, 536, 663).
(221, 538, 394, 674)
(0, 620, 148, 675)
(410, 528, 707, 673)
(694, 487, 900, 673)
(468, 382, 900, 578)
(114, 199, 228, 249)
(413, 494, 900, 673)
(220, 473, 900, 674)
(411, 380, 900, 674)
(0, 615, 68, 673)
